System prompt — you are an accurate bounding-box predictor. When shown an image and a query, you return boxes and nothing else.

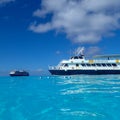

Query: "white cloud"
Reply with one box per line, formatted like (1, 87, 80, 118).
(29, 22, 53, 33)
(85, 46, 101, 57)
(56, 50, 61, 55)
(29, 0, 120, 44)
(36, 68, 44, 72)
(0, 0, 15, 5)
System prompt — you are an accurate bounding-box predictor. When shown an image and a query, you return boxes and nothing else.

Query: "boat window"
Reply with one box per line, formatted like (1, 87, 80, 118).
(71, 56, 83, 59)
(106, 63, 112, 67)
(76, 64, 79, 67)
(81, 64, 86, 66)
(101, 63, 106, 66)
(91, 64, 96, 66)
(112, 63, 117, 67)
(86, 64, 91, 66)
(74, 56, 79, 59)
(96, 63, 101, 66)
(64, 64, 68, 67)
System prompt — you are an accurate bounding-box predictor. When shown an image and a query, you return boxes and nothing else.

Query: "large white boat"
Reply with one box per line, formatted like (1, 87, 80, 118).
(49, 49, 120, 75)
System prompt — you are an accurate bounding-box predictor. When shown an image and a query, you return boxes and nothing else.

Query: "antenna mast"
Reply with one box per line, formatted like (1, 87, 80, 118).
(75, 47, 85, 56)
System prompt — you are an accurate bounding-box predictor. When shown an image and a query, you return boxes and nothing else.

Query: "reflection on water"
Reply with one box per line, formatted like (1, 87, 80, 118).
(57, 75, 120, 95)
(0, 75, 120, 120)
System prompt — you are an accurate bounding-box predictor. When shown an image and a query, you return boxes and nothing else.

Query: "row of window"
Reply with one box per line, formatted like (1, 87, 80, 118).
(81, 63, 117, 67)
(63, 63, 117, 67)
(71, 56, 84, 59)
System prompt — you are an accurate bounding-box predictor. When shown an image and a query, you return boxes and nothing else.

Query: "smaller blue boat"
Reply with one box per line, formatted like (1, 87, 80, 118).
(9, 70, 29, 76)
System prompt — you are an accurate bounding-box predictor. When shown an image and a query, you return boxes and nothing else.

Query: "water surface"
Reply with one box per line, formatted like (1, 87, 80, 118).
(0, 75, 120, 120)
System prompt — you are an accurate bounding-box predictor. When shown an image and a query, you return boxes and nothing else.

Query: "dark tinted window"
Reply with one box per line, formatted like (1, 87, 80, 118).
(96, 63, 101, 66)
(112, 64, 117, 67)
(102, 64, 106, 66)
(91, 64, 96, 66)
(86, 64, 91, 66)
(64, 64, 68, 67)
(81, 64, 86, 66)
(106, 64, 112, 66)
(76, 64, 79, 67)
(74, 56, 79, 59)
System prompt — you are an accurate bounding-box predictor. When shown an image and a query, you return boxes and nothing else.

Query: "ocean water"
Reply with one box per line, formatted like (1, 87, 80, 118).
(0, 75, 120, 120)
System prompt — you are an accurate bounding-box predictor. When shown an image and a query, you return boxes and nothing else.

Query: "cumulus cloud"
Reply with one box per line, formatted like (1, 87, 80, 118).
(85, 46, 101, 57)
(29, 0, 120, 44)
(0, 0, 15, 5)
(56, 50, 61, 55)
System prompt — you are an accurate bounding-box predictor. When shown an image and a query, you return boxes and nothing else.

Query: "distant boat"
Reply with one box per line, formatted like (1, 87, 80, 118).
(9, 70, 29, 76)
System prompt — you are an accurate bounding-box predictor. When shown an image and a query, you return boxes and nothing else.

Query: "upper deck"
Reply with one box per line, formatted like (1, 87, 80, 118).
(60, 54, 120, 64)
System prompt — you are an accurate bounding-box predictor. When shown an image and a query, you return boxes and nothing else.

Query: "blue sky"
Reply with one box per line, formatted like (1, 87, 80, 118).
(0, 0, 120, 76)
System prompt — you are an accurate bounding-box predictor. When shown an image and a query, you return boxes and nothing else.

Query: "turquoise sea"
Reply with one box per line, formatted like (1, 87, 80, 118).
(0, 75, 120, 120)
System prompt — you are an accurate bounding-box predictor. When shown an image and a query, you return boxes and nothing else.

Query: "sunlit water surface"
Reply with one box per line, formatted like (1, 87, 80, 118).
(0, 75, 120, 120)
